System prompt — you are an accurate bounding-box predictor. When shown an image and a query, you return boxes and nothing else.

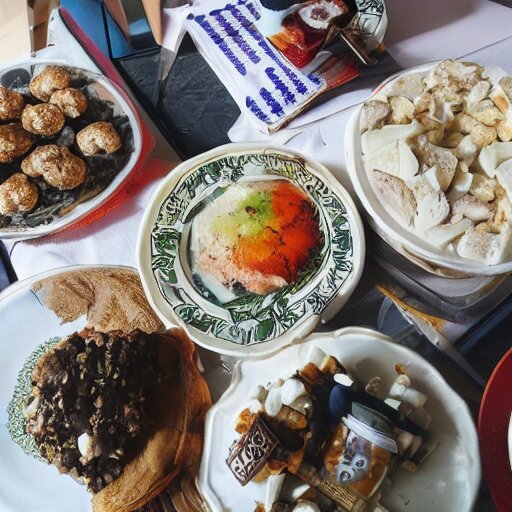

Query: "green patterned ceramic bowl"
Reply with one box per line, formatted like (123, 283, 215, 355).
(137, 144, 365, 356)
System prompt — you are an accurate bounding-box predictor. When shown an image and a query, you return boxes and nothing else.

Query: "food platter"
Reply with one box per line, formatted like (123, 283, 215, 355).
(137, 143, 365, 357)
(199, 327, 481, 512)
(0, 265, 210, 512)
(345, 60, 512, 276)
(0, 60, 143, 240)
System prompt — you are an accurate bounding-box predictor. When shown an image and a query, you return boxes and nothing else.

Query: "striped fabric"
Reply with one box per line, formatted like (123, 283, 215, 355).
(187, 0, 325, 130)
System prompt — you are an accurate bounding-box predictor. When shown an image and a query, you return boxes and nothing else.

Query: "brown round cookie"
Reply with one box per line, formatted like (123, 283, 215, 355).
(29, 65, 70, 102)
(0, 86, 24, 121)
(77, 121, 122, 155)
(22, 103, 65, 136)
(0, 173, 39, 215)
(49, 88, 88, 118)
(22, 145, 87, 190)
(0, 123, 34, 163)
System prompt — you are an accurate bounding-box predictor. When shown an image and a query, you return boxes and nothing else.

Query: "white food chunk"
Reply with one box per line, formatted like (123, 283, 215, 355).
(470, 123, 498, 148)
(469, 173, 496, 202)
(247, 399, 264, 414)
(455, 113, 480, 134)
(452, 194, 494, 221)
(364, 139, 419, 180)
(484, 66, 509, 90)
(455, 135, 478, 165)
(457, 224, 512, 264)
(371, 170, 417, 227)
(364, 141, 400, 177)
(360, 100, 390, 132)
(293, 501, 321, 512)
(447, 166, 473, 203)
(280, 379, 307, 406)
(409, 174, 450, 230)
(334, 373, 354, 386)
(425, 60, 482, 92)
(77, 433, 100, 462)
(361, 121, 421, 154)
(471, 99, 504, 126)
(389, 96, 414, 124)
(466, 80, 491, 112)
(478, 141, 512, 177)
(308, 347, 329, 367)
(490, 76, 512, 113)
(398, 139, 420, 179)
(416, 134, 458, 191)
(264, 386, 283, 417)
(497, 116, 512, 142)
(386, 72, 426, 100)
(425, 218, 474, 248)
(432, 96, 454, 125)
(265, 474, 286, 512)
(24, 396, 40, 419)
(491, 194, 512, 233)
(414, 91, 436, 116)
(495, 159, 512, 202)
(423, 166, 441, 191)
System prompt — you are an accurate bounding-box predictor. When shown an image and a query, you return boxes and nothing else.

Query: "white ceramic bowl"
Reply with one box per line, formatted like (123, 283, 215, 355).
(199, 326, 481, 512)
(137, 143, 365, 357)
(0, 60, 142, 240)
(345, 62, 512, 277)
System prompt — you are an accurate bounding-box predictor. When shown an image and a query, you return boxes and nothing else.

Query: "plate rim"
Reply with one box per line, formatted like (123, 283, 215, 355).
(477, 346, 512, 510)
(344, 60, 512, 276)
(198, 325, 481, 511)
(0, 59, 144, 241)
(136, 142, 366, 357)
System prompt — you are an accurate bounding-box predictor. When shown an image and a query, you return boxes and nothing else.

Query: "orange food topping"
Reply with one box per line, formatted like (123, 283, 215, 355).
(232, 181, 321, 283)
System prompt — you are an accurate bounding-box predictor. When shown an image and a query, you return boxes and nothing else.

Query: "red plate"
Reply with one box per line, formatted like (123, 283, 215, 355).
(478, 347, 512, 511)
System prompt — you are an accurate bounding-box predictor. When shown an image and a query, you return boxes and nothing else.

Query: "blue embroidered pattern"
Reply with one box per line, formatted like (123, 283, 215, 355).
(215, 12, 261, 64)
(246, 97, 270, 122)
(192, 1, 324, 125)
(260, 87, 285, 116)
(195, 15, 247, 76)
(265, 67, 295, 105)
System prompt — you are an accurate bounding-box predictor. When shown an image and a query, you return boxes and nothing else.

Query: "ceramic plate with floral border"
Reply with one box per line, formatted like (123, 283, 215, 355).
(137, 144, 365, 357)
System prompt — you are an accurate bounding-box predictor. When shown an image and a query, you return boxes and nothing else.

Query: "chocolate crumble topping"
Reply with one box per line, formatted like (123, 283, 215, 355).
(25, 329, 161, 493)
